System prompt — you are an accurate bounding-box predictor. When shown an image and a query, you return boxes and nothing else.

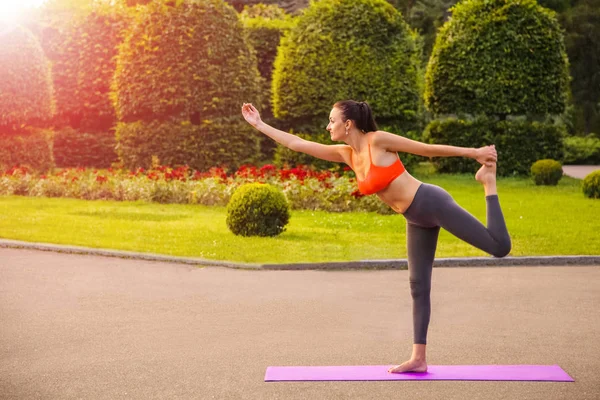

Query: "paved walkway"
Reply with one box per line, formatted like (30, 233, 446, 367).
(562, 165, 600, 179)
(1, 248, 599, 399)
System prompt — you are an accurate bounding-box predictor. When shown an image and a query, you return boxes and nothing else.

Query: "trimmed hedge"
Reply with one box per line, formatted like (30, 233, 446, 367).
(39, 6, 129, 131)
(425, 0, 569, 116)
(0, 129, 54, 172)
(115, 118, 261, 171)
(76, 8, 130, 132)
(272, 0, 421, 131)
(113, 0, 262, 123)
(423, 118, 565, 176)
(114, 0, 262, 169)
(0, 25, 53, 130)
(563, 134, 600, 165)
(241, 5, 291, 117)
(53, 128, 118, 168)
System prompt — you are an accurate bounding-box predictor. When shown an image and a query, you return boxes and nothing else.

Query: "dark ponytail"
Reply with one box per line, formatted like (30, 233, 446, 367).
(333, 100, 378, 133)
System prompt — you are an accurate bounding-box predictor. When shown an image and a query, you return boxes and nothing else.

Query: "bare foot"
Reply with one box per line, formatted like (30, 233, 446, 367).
(475, 162, 497, 185)
(388, 359, 428, 373)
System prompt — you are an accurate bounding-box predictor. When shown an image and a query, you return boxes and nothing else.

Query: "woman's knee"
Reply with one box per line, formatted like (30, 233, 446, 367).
(410, 280, 431, 300)
(491, 238, 512, 258)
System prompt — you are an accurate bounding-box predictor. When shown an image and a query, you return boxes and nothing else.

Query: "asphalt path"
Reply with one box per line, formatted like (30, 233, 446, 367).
(1, 248, 599, 399)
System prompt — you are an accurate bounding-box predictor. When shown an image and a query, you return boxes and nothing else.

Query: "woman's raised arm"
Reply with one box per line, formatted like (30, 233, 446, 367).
(371, 130, 496, 166)
(242, 103, 349, 163)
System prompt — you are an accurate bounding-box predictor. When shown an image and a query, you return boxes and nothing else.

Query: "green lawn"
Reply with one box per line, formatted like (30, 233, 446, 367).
(0, 173, 598, 263)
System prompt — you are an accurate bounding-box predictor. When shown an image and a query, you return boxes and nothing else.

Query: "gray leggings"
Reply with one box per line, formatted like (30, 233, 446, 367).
(402, 183, 511, 344)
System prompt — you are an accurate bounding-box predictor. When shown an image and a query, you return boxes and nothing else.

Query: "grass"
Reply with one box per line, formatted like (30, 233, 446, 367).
(0, 171, 598, 263)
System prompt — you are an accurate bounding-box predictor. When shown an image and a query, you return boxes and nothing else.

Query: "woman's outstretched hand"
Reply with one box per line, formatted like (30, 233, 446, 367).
(474, 145, 497, 166)
(241, 103, 261, 127)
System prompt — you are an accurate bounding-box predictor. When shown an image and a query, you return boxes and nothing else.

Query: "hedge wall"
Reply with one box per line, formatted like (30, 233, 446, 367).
(423, 118, 565, 176)
(53, 128, 118, 168)
(116, 118, 261, 171)
(0, 25, 53, 131)
(241, 5, 291, 117)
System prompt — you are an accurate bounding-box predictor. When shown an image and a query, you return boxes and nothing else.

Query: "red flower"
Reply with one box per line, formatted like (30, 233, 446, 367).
(96, 175, 108, 183)
(351, 189, 364, 198)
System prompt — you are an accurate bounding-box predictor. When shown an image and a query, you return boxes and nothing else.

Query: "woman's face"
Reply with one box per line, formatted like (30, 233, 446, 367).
(326, 107, 346, 141)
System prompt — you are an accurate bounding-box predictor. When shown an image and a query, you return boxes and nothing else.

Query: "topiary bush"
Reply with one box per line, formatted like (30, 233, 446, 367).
(116, 118, 261, 171)
(272, 0, 421, 132)
(76, 7, 131, 132)
(0, 129, 54, 172)
(425, 0, 569, 117)
(113, 0, 262, 170)
(582, 170, 600, 199)
(53, 128, 117, 168)
(241, 4, 292, 118)
(226, 183, 291, 237)
(530, 159, 563, 185)
(114, 0, 261, 123)
(563, 134, 600, 165)
(423, 117, 565, 176)
(0, 24, 53, 131)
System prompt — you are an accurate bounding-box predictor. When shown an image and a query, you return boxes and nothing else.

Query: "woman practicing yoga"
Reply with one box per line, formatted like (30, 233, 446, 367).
(241, 100, 511, 374)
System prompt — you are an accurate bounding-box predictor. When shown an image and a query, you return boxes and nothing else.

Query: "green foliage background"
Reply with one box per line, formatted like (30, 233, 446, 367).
(272, 0, 421, 132)
(425, 0, 569, 117)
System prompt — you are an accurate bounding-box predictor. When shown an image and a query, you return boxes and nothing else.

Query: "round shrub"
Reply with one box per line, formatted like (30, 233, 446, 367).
(423, 117, 565, 176)
(582, 170, 600, 199)
(530, 159, 563, 185)
(226, 183, 291, 237)
(425, 0, 569, 116)
(272, 0, 421, 131)
(0, 24, 53, 131)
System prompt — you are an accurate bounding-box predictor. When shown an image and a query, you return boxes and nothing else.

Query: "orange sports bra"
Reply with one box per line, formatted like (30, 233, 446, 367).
(353, 144, 406, 195)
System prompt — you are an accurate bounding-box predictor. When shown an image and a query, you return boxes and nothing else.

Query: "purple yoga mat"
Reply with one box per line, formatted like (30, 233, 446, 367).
(265, 365, 574, 382)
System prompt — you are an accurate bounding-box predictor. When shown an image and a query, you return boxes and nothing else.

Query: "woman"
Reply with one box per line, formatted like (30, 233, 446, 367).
(241, 100, 511, 373)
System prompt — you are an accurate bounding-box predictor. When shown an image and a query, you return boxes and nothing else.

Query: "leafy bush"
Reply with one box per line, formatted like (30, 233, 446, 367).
(582, 170, 600, 199)
(0, 129, 54, 172)
(425, 0, 569, 116)
(115, 118, 261, 172)
(241, 5, 292, 118)
(53, 128, 117, 168)
(113, 0, 262, 169)
(423, 117, 565, 176)
(0, 25, 53, 131)
(530, 159, 563, 185)
(563, 134, 600, 165)
(226, 183, 290, 236)
(114, 0, 261, 122)
(39, 6, 129, 131)
(272, 0, 421, 131)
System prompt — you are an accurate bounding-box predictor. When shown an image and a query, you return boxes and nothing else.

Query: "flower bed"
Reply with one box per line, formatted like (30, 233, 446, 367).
(0, 163, 393, 214)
